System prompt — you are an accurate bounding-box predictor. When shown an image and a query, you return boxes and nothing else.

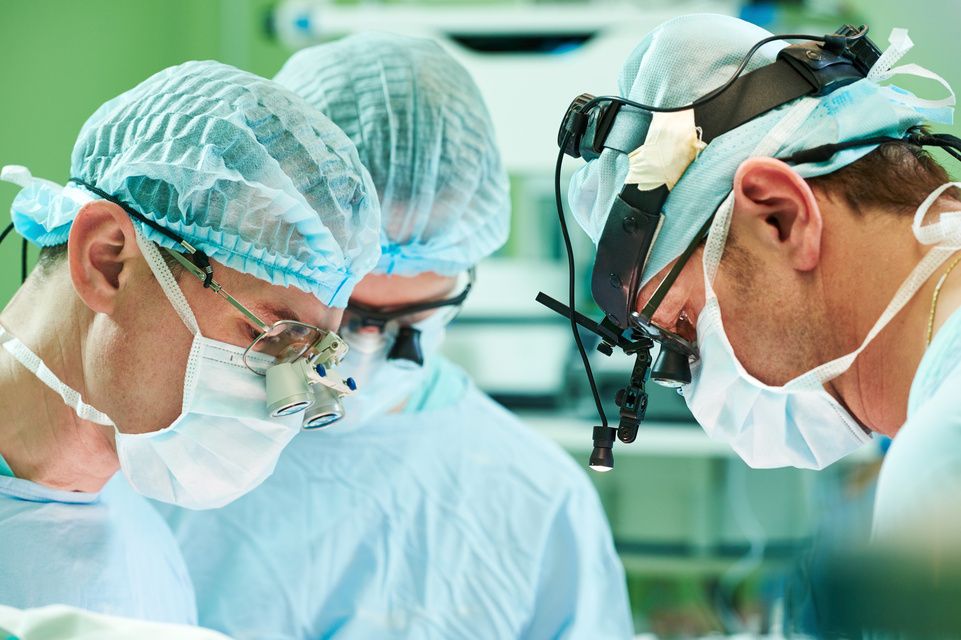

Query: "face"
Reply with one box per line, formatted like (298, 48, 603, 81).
(634, 157, 834, 386)
(69, 201, 343, 436)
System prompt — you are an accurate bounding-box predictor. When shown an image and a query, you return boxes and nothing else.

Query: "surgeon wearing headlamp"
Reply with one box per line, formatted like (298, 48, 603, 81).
(160, 33, 633, 640)
(0, 61, 379, 620)
(564, 14, 961, 541)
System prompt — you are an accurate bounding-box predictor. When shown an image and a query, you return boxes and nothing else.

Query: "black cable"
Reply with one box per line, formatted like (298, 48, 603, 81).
(555, 131, 608, 429)
(778, 136, 903, 165)
(0, 222, 14, 247)
(69, 178, 216, 284)
(69, 179, 186, 247)
(20, 238, 28, 283)
(693, 32, 832, 109)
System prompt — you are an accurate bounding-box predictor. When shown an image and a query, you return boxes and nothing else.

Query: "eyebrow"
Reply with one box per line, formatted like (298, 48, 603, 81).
(248, 302, 303, 326)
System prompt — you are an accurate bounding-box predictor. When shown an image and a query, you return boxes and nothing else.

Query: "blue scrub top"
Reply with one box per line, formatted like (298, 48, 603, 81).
(160, 356, 633, 639)
(0, 454, 13, 478)
(873, 306, 961, 538)
(0, 471, 197, 624)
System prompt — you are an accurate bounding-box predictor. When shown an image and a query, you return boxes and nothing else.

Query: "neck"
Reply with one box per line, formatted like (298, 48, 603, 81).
(0, 269, 117, 491)
(825, 198, 961, 437)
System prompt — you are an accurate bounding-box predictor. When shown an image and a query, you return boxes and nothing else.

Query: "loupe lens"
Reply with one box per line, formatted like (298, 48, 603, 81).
(265, 361, 312, 417)
(302, 385, 344, 429)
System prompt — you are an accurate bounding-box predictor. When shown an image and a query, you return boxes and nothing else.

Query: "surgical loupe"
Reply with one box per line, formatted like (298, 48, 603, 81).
(264, 337, 357, 430)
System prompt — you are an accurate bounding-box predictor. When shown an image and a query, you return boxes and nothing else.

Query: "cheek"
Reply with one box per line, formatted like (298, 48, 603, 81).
(712, 259, 809, 386)
(86, 298, 196, 435)
(181, 277, 253, 349)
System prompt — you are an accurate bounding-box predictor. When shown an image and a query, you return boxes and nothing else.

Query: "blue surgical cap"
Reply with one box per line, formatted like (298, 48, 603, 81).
(570, 14, 954, 287)
(275, 32, 510, 276)
(6, 60, 381, 307)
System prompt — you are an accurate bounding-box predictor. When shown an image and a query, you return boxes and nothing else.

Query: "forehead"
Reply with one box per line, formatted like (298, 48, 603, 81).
(205, 258, 336, 328)
(349, 272, 458, 308)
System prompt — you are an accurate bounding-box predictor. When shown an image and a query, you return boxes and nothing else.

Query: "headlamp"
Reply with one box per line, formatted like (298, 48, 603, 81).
(538, 25, 893, 470)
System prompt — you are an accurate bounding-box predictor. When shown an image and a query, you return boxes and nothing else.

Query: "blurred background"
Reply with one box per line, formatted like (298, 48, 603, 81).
(1, 0, 958, 635)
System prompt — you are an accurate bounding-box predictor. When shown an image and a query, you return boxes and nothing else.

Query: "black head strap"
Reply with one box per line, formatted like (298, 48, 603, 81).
(68, 178, 214, 287)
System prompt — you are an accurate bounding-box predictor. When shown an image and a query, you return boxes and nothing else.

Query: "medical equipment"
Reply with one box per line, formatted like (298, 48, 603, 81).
(539, 24, 961, 471)
(330, 279, 471, 429)
(266, 358, 355, 428)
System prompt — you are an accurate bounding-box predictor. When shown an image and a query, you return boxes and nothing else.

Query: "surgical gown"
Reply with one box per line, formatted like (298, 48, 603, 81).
(873, 306, 961, 539)
(160, 357, 633, 639)
(0, 471, 197, 624)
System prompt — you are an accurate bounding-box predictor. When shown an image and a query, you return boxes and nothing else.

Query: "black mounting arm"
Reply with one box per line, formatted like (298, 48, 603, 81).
(536, 292, 656, 460)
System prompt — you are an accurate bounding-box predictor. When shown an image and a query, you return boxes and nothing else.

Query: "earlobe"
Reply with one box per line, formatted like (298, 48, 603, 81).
(732, 157, 822, 272)
(67, 201, 140, 314)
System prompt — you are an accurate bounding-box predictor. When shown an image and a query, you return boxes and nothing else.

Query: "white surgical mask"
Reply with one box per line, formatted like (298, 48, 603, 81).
(683, 183, 961, 469)
(0, 227, 300, 509)
(114, 332, 300, 510)
(334, 303, 455, 430)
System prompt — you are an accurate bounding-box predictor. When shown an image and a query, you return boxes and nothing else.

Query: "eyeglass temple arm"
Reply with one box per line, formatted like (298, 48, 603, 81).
(348, 267, 476, 319)
(162, 247, 269, 331)
(638, 214, 715, 322)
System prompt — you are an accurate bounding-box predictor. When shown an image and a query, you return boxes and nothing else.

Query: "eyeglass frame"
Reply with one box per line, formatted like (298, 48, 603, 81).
(344, 268, 475, 329)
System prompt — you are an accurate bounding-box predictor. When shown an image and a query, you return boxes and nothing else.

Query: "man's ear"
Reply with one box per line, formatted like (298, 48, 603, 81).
(732, 157, 823, 272)
(67, 201, 141, 314)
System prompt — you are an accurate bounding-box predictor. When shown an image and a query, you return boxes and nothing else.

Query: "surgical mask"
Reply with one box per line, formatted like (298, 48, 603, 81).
(0, 227, 301, 509)
(333, 305, 455, 430)
(683, 183, 961, 469)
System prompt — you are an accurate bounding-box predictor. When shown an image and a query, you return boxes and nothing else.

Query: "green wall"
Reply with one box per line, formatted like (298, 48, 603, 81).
(0, 0, 292, 303)
(846, 0, 961, 103)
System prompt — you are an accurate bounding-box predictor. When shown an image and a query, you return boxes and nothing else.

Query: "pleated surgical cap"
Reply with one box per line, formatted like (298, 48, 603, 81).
(275, 32, 510, 276)
(569, 14, 954, 287)
(5, 60, 381, 307)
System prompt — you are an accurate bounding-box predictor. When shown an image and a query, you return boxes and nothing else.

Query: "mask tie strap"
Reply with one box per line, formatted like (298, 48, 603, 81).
(788, 182, 961, 391)
(134, 226, 201, 337)
(0, 326, 115, 426)
(912, 182, 961, 246)
(868, 27, 914, 81)
(868, 29, 955, 118)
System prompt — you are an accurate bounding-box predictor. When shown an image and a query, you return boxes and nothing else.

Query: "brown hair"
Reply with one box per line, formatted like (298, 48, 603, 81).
(806, 138, 958, 215)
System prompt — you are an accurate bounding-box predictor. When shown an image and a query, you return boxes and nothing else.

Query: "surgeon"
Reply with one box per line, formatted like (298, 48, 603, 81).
(0, 60, 379, 621)
(160, 33, 634, 639)
(567, 14, 961, 540)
